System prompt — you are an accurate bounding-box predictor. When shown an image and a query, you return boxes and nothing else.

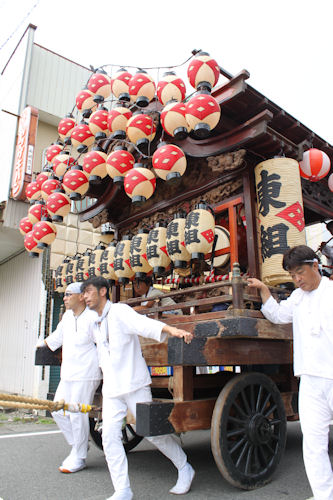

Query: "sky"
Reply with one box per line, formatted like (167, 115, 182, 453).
(0, 0, 332, 146)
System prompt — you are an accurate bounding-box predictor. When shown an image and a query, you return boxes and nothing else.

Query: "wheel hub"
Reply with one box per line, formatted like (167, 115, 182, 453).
(248, 414, 273, 445)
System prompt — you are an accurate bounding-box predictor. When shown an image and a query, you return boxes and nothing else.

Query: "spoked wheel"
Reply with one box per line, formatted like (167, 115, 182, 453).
(211, 372, 286, 490)
(89, 418, 143, 452)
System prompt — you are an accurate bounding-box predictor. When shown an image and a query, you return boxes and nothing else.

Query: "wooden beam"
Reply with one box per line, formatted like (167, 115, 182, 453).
(172, 366, 194, 402)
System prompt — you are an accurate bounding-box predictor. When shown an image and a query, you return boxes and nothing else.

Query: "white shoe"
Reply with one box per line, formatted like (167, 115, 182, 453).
(105, 488, 133, 500)
(169, 463, 195, 495)
(59, 459, 86, 473)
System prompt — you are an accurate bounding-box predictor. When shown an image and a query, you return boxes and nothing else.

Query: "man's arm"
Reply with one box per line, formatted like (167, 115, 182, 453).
(161, 324, 193, 344)
(247, 277, 272, 304)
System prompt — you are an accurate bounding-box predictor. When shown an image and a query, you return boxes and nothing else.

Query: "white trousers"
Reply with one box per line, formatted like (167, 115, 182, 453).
(299, 374, 333, 500)
(52, 379, 100, 462)
(102, 385, 187, 492)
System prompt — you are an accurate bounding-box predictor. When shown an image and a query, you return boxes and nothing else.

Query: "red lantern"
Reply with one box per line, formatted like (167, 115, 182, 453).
(187, 52, 220, 92)
(52, 152, 76, 179)
(126, 113, 156, 153)
(152, 143, 187, 182)
(160, 100, 189, 140)
(19, 216, 33, 236)
(41, 178, 61, 201)
(36, 171, 52, 187)
(328, 173, 333, 192)
(107, 105, 132, 140)
(46, 143, 63, 163)
(62, 168, 89, 200)
(88, 106, 110, 140)
(58, 116, 76, 143)
(124, 164, 156, 205)
(111, 68, 132, 102)
(82, 148, 108, 183)
(28, 202, 48, 224)
(87, 70, 111, 102)
(129, 70, 156, 107)
(106, 147, 135, 185)
(185, 93, 221, 138)
(46, 191, 71, 222)
(299, 148, 331, 181)
(25, 181, 41, 202)
(71, 121, 95, 153)
(32, 220, 57, 249)
(75, 89, 97, 117)
(24, 230, 44, 257)
(157, 72, 186, 105)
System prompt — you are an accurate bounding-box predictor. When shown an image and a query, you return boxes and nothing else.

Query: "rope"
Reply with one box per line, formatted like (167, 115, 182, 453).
(0, 393, 94, 413)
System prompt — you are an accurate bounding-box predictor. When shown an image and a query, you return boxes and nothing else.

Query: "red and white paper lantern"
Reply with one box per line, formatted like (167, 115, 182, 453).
(32, 220, 57, 248)
(88, 106, 110, 140)
(24, 230, 44, 257)
(82, 148, 108, 183)
(185, 93, 221, 138)
(35, 171, 52, 187)
(166, 212, 191, 268)
(129, 229, 153, 278)
(187, 52, 220, 92)
(126, 113, 156, 153)
(160, 100, 189, 140)
(114, 236, 135, 284)
(25, 181, 41, 202)
(152, 143, 186, 182)
(46, 191, 71, 222)
(28, 202, 49, 224)
(184, 202, 215, 260)
(157, 72, 186, 105)
(129, 70, 156, 107)
(147, 222, 171, 275)
(71, 122, 95, 153)
(124, 164, 156, 205)
(107, 105, 132, 140)
(87, 71, 111, 101)
(106, 147, 135, 185)
(299, 148, 331, 181)
(328, 173, 333, 192)
(19, 216, 33, 236)
(110, 68, 132, 102)
(58, 116, 76, 143)
(62, 168, 89, 200)
(41, 178, 61, 201)
(52, 152, 76, 179)
(46, 143, 63, 163)
(75, 88, 97, 116)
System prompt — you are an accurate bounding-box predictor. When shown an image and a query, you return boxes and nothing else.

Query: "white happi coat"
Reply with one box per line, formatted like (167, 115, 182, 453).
(261, 276, 333, 378)
(94, 302, 166, 397)
(46, 307, 102, 382)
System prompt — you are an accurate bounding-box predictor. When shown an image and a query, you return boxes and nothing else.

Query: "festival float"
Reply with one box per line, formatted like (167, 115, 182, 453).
(31, 49, 333, 490)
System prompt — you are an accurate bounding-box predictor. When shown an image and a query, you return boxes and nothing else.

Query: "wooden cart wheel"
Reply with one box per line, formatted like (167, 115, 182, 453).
(89, 418, 143, 452)
(211, 372, 286, 490)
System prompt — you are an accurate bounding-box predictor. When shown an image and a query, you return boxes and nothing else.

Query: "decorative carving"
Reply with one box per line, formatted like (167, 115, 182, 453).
(89, 208, 110, 228)
(207, 149, 246, 173)
(301, 178, 333, 213)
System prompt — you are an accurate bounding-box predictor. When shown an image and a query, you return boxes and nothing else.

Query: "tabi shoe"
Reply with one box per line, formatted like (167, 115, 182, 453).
(59, 458, 86, 474)
(169, 463, 195, 495)
(105, 487, 133, 500)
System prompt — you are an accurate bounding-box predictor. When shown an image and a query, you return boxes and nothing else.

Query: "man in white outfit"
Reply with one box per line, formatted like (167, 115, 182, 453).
(38, 282, 101, 473)
(81, 276, 195, 500)
(247, 245, 333, 500)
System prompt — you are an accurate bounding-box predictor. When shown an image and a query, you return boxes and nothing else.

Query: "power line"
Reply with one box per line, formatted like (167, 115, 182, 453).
(0, 0, 40, 53)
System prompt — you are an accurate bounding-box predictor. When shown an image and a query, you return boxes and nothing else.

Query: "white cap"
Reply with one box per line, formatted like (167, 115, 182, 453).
(66, 282, 83, 294)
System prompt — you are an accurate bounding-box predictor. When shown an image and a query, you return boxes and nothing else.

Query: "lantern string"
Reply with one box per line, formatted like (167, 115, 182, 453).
(96, 52, 196, 73)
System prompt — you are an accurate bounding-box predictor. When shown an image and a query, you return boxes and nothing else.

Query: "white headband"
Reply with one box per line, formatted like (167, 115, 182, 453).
(66, 282, 83, 294)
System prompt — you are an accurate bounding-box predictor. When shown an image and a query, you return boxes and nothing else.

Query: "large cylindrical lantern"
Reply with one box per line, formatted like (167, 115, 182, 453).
(184, 202, 215, 260)
(55, 262, 66, 293)
(147, 222, 171, 275)
(76, 88, 97, 117)
(166, 212, 191, 268)
(88, 106, 110, 140)
(299, 148, 331, 181)
(87, 243, 106, 278)
(52, 152, 76, 179)
(58, 115, 75, 144)
(124, 164, 156, 205)
(25, 181, 41, 202)
(187, 52, 220, 92)
(32, 220, 57, 249)
(114, 236, 135, 285)
(110, 68, 132, 102)
(107, 105, 132, 140)
(41, 178, 61, 201)
(157, 72, 186, 105)
(46, 143, 63, 163)
(255, 157, 306, 286)
(71, 121, 95, 153)
(24, 231, 44, 258)
(152, 143, 187, 182)
(129, 70, 156, 107)
(87, 70, 111, 102)
(19, 216, 33, 236)
(129, 229, 153, 278)
(185, 92, 221, 138)
(98, 242, 117, 284)
(126, 113, 156, 153)
(328, 173, 333, 192)
(82, 148, 108, 183)
(63, 256, 76, 286)
(75, 250, 91, 282)
(62, 167, 89, 200)
(106, 147, 135, 185)
(46, 191, 71, 222)
(160, 100, 189, 140)
(207, 225, 230, 269)
(28, 201, 48, 224)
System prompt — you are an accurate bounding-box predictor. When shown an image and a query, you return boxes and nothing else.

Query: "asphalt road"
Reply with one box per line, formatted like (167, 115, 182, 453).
(0, 420, 330, 500)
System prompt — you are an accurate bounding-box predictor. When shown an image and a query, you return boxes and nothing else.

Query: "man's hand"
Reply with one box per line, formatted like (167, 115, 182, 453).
(247, 277, 272, 304)
(162, 325, 193, 344)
